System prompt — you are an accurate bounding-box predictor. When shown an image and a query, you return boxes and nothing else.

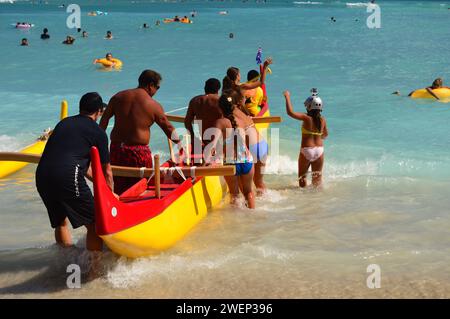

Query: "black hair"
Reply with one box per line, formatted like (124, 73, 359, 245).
(219, 89, 244, 129)
(247, 70, 259, 82)
(138, 69, 162, 88)
(432, 78, 443, 89)
(43, 28, 48, 33)
(307, 109, 322, 133)
(204, 78, 221, 94)
(79, 92, 106, 115)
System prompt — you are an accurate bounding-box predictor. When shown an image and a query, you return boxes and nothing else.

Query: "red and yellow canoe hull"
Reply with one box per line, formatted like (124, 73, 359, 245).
(91, 148, 228, 258)
(101, 176, 226, 258)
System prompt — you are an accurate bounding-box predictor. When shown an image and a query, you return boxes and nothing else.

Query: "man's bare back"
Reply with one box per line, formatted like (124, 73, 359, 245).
(185, 94, 223, 139)
(100, 88, 177, 145)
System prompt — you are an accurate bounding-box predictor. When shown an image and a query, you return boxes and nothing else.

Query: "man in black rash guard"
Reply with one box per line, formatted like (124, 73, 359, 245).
(36, 92, 115, 251)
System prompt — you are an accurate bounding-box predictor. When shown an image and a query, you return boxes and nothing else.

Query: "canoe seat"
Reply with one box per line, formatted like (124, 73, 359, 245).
(119, 183, 180, 203)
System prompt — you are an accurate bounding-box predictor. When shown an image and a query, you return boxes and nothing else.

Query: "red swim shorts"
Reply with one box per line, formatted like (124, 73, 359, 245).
(110, 142, 153, 195)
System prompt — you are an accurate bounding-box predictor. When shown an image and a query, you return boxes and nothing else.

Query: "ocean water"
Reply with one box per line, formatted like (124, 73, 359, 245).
(0, 0, 449, 298)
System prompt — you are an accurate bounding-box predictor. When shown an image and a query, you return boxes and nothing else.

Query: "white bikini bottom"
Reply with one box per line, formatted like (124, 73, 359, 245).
(301, 147, 324, 162)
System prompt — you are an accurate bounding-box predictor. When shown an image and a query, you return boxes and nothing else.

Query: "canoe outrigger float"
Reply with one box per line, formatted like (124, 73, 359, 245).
(91, 147, 234, 258)
(0, 101, 68, 179)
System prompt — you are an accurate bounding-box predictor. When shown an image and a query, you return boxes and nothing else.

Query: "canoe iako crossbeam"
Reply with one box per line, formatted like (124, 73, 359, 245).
(0, 152, 236, 177)
(166, 114, 282, 124)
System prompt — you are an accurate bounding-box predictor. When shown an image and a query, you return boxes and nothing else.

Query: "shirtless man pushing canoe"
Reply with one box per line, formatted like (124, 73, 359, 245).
(184, 78, 223, 160)
(100, 70, 181, 195)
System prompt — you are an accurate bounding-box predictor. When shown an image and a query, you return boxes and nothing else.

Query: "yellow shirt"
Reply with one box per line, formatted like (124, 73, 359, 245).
(244, 86, 264, 116)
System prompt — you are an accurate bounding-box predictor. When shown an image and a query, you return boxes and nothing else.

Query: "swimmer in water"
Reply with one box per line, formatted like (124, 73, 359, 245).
(82, 31, 88, 38)
(41, 28, 50, 39)
(142, 23, 149, 29)
(105, 30, 113, 40)
(408, 78, 450, 100)
(93, 53, 117, 68)
(20, 38, 29, 46)
(62, 36, 75, 45)
(229, 33, 234, 39)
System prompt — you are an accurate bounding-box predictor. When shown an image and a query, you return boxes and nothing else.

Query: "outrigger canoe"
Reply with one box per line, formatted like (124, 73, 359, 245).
(0, 101, 68, 179)
(91, 147, 231, 258)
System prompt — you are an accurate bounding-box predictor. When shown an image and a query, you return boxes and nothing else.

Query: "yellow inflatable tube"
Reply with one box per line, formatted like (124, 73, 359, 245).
(96, 58, 122, 69)
(0, 101, 68, 179)
(163, 18, 193, 24)
(410, 88, 450, 100)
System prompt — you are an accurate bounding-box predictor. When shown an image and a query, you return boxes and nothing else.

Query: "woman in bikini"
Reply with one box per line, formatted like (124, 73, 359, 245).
(222, 59, 272, 194)
(222, 58, 272, 105)
(283, 89, 328, 188)
(207, 89, 256, 209)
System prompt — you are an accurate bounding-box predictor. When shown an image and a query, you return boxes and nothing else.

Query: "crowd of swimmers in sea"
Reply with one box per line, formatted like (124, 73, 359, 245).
(17, 27, 113, 46)
(14, 7, 250, 46)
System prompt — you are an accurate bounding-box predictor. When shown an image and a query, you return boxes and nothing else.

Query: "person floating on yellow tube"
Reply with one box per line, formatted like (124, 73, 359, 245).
(408, 78, 450, 100)
(93, 53, 123, 69)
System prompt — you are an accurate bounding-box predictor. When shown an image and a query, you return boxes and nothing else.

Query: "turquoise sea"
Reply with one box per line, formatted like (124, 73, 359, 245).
(0, 0, 449, 298)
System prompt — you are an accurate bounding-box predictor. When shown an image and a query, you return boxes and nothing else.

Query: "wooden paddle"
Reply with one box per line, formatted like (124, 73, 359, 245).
(166, 114, 282, 124)
(0, 152, 236, 177)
